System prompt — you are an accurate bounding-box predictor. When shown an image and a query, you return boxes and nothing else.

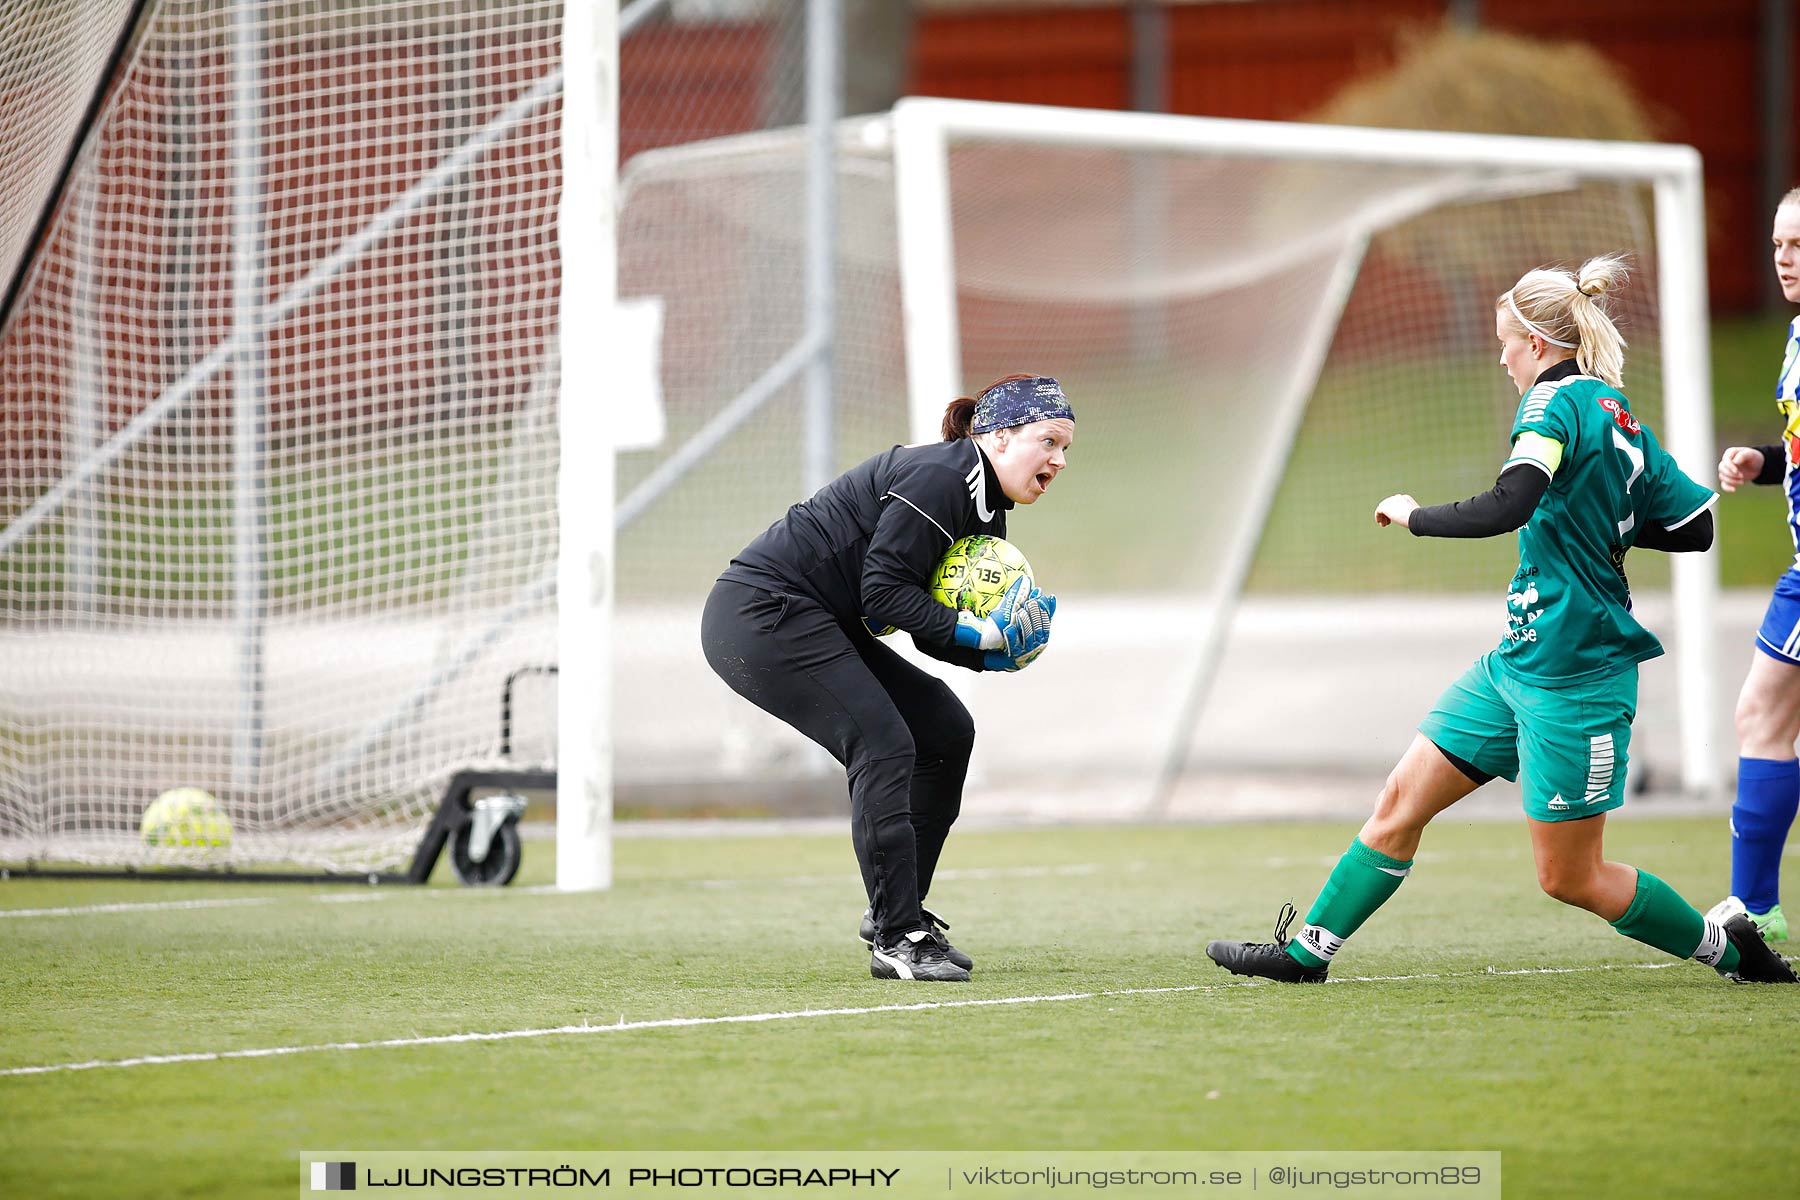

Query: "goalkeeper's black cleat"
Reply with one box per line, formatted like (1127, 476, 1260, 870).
(1205, 903, 1329, 984)
(870, 928, 970, 982)
(860, 905, 973, 971)
(1719, 913, 1798, 983)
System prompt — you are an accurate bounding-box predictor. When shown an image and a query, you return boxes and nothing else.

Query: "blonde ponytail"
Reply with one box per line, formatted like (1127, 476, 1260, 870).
(1568, 254, 1629, 388)
(1497, 254, 1630, 389)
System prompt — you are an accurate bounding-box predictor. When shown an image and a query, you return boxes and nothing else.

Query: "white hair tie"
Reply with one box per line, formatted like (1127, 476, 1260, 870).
(1505, 291, 1576, 349)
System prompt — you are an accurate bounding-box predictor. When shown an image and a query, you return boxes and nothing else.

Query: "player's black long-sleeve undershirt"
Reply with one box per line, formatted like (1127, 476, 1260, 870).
(1753, 444, 1786, 486)
(1407, 463, 1550, 538)
(1633, 509, 1713, 552)
(1407, 462, 1714, 551)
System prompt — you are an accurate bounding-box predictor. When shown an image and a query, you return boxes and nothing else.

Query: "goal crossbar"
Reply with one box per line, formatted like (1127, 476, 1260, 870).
(890, 97, 1702, 178)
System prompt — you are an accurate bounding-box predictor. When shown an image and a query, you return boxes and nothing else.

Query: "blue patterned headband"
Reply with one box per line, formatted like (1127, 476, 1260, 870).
(972, 376, 1074, 434)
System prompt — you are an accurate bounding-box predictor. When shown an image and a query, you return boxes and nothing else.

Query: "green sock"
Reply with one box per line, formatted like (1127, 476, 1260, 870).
(1609, 868, 1740, 974)
(1285, 838, 1413, 969)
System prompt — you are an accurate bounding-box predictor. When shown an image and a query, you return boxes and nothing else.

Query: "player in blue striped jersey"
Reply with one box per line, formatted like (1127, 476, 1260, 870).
(1708, 186, 1800, 943)
(1208, 255, 1796, 985)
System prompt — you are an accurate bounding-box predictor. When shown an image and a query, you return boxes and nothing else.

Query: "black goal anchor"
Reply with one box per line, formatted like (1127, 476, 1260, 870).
(407, 664, 557, 886)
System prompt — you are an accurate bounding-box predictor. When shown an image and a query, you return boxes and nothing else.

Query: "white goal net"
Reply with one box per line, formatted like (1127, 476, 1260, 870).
(614, 100, 1716, 819)
(0, 1, 567, 872)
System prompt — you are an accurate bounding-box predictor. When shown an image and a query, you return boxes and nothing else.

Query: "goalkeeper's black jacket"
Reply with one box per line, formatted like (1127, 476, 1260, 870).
(719, 437, 1010, 669)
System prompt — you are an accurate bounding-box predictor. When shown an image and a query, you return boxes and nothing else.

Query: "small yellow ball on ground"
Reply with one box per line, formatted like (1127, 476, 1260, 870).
(140, 787, 233, 848)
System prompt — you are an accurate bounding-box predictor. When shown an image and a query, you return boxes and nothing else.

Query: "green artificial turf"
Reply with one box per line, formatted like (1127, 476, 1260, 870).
(3, 817, 1793, 1199)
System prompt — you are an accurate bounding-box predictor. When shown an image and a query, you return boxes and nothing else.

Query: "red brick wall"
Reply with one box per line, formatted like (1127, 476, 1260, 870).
(911, 6, 1133, 110)
(1486, 0, 1768, 309)
(912, 0, 1797, 312)
(621, 23, 776, 165)
(1163, 0, 1444, 121)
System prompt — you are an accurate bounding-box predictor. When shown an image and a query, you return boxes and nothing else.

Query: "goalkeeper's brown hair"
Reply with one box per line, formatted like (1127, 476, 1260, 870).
(1498, 255, 1630, 389)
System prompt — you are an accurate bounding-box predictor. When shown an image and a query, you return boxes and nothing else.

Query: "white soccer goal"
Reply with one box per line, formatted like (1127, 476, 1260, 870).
(614, 97, 1720, 818)
(891, 98, 1719, 808)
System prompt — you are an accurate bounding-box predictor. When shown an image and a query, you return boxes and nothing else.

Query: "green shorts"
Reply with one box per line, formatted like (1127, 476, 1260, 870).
(1417, 650, 1637, 823)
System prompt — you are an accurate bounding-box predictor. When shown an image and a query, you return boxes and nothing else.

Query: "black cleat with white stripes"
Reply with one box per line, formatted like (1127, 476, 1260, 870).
(870, 928, 970, 982)
(860, 905, 973, 972)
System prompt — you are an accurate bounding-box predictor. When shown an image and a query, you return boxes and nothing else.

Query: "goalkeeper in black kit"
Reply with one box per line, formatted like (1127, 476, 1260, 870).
(702, 375, 1073, 981)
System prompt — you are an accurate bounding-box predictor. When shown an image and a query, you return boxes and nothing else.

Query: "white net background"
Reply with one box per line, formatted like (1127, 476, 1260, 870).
(615, 124, 1679, 819)
(0, 1, 564, 871)
(0, 0, 141, 294)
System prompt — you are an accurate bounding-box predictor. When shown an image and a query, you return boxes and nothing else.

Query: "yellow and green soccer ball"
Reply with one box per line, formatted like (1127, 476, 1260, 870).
(140, 787, 232, 848)
(861, 534, 1034, 635)
(930, 534, 1034, 618)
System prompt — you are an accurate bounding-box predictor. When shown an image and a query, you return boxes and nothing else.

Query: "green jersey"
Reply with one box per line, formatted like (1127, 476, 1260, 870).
(1496, 365, 1715, 684)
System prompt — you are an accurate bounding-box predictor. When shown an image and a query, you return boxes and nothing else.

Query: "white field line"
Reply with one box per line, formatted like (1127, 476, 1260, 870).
(0, 865, 1130, 918)
(0, 897, 274, 919)
(2, 957, 1750, 1080)
(313, 885, 566, 902)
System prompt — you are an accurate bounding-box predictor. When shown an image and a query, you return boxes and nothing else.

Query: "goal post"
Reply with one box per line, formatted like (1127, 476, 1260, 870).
(555, 0, 619, 893)
(882, 97, 1718, 800)
(1652, 163, 1721, 796)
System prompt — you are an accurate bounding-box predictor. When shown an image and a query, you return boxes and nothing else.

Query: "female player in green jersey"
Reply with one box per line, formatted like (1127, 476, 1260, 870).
(1207, 255, 1796, 985)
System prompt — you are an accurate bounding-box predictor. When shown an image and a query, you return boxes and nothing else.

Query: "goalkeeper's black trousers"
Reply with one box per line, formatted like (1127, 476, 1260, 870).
(701, 579, 975, 944)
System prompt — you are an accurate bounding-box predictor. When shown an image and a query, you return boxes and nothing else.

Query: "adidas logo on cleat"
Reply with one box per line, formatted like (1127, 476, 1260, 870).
(1204, 903, 1330, 984)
